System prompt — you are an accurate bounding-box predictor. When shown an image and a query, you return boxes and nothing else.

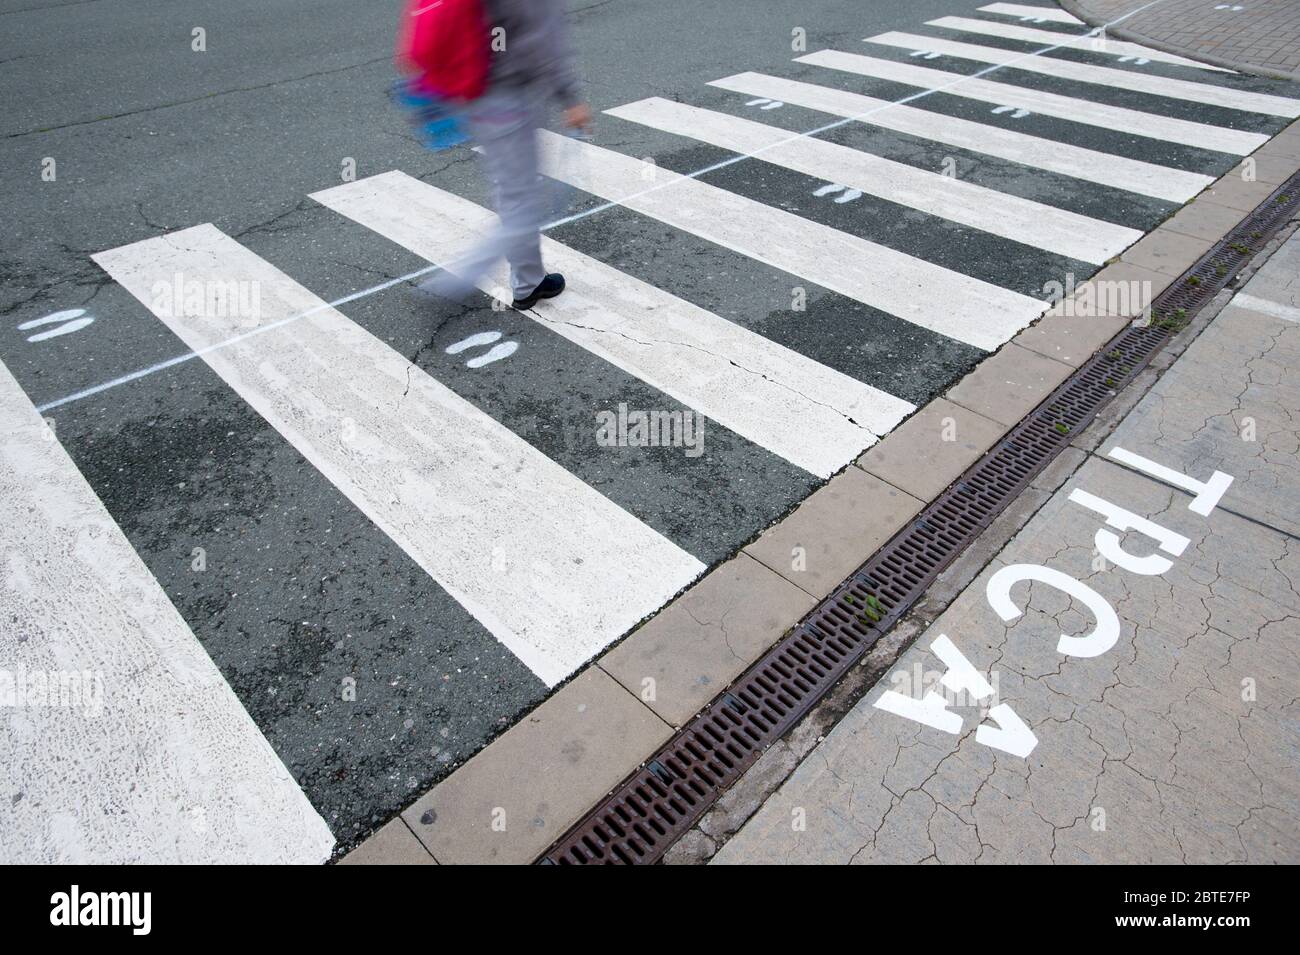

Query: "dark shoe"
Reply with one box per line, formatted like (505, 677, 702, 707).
(512, 273, 565, 310)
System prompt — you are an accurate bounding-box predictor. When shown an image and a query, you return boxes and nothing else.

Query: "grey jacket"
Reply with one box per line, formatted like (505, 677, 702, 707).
(481, 0, 583, 108)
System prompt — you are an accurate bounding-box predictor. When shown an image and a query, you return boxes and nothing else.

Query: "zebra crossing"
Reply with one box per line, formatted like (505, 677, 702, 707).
(311, 170, 912, 479)
(92, 224, 707, 688)
(537, 130, 1050, 348)
(796, 50, 1272, 154)
(707, 72, 1216, 201)
(862, 33, 1300, 116)
(602, 96, 1143, 262)
(11, 3, 1300, 857)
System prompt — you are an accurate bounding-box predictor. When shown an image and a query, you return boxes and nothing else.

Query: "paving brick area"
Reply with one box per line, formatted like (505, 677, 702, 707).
(1062, 0, 1300, 79)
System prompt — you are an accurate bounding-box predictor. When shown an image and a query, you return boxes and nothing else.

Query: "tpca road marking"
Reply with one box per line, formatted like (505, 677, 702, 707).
(874, 446, 1234, 758)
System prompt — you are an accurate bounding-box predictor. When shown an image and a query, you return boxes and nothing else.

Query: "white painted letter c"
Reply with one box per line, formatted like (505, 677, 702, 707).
(986, 564, 1121, 659)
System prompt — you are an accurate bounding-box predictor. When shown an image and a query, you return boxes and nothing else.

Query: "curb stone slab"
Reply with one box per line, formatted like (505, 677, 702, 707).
(743, 465, 924, 599)
(856, 398, 1007, 502)
(1201, 175, 1286, 212)
(1162, 198, 1253, 242)
(400, 667, 671, 864)
(600, 553, 817, 727)
(1120, 227, 1217, 277)
(338, 820, 435, 865)
(944, 343, 1075, 427)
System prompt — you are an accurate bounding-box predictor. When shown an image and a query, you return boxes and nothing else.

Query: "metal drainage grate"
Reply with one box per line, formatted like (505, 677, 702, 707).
(539, 172, 1300, 865)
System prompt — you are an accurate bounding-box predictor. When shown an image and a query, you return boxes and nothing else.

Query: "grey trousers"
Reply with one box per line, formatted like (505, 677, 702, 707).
(432, 87, 548, 301)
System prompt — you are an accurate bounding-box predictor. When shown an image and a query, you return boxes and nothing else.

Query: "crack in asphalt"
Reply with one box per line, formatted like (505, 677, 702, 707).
(5, 53, 393, 140)
(532, 311, 876, 434)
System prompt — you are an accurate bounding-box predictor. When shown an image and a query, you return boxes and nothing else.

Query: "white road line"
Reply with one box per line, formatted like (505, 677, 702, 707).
(535, 131, 1048, 352)
(606, 97, 1142, 264)
(0, 358, 334, 864)
(864, 32, 1300, 117)
(1230, 292, 1300, 325)
(91, 226, 705, 687)
(799, 50, 1269, 155)
(709, 72, 1213, 202)
(313, 171, 913, 478)
(977, 3, 1083, 24)
(927, 16, 1230, 71)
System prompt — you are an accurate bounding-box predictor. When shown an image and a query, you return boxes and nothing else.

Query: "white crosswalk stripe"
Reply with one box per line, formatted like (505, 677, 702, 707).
(312, 170, 914, 478)
(864, 32, 1300, 117)
(925, 16, 1231, 71)
(0, 357, 335, 864)
(709, 72, 1214, 202)
(798, 49, 1270, 155)
(977, 3, 1082, 24)
(92, 225, 706, 687)
(606, 96, 1143, 263)
(536, 130, 1049, 351)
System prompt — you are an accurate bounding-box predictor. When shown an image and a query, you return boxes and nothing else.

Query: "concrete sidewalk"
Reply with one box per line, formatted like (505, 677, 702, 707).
(1063, 0, 1300, 80)
(713, 228, 1300, 864)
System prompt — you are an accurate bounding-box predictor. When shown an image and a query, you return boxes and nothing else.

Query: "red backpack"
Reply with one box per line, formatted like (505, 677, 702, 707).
(396, 0, 490, 102)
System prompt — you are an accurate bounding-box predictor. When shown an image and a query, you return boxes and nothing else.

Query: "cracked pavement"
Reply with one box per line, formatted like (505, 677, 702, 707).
(713, 230, 1300, 866)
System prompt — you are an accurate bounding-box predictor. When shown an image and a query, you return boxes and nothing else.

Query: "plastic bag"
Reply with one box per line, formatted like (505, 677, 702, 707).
(390, 77, 471, 151)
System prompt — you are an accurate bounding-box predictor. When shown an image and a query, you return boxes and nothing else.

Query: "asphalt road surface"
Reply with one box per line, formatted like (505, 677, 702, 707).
(2, 0, 1297, 856)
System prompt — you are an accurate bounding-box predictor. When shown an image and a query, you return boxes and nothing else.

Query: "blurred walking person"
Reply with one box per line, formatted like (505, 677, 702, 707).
(397, 0, 592, 309)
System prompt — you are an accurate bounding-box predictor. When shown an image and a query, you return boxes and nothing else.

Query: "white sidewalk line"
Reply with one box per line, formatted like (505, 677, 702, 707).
(1230, 292, 1300, 324)
(92, 225, 705, 687)
(0, 358, 334, 864)
(313, 170, 914, 479)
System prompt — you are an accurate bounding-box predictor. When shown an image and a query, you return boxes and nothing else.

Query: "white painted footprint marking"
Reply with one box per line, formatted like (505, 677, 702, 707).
(18, 308, 95, 342)
(446, 330, 518, 368)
